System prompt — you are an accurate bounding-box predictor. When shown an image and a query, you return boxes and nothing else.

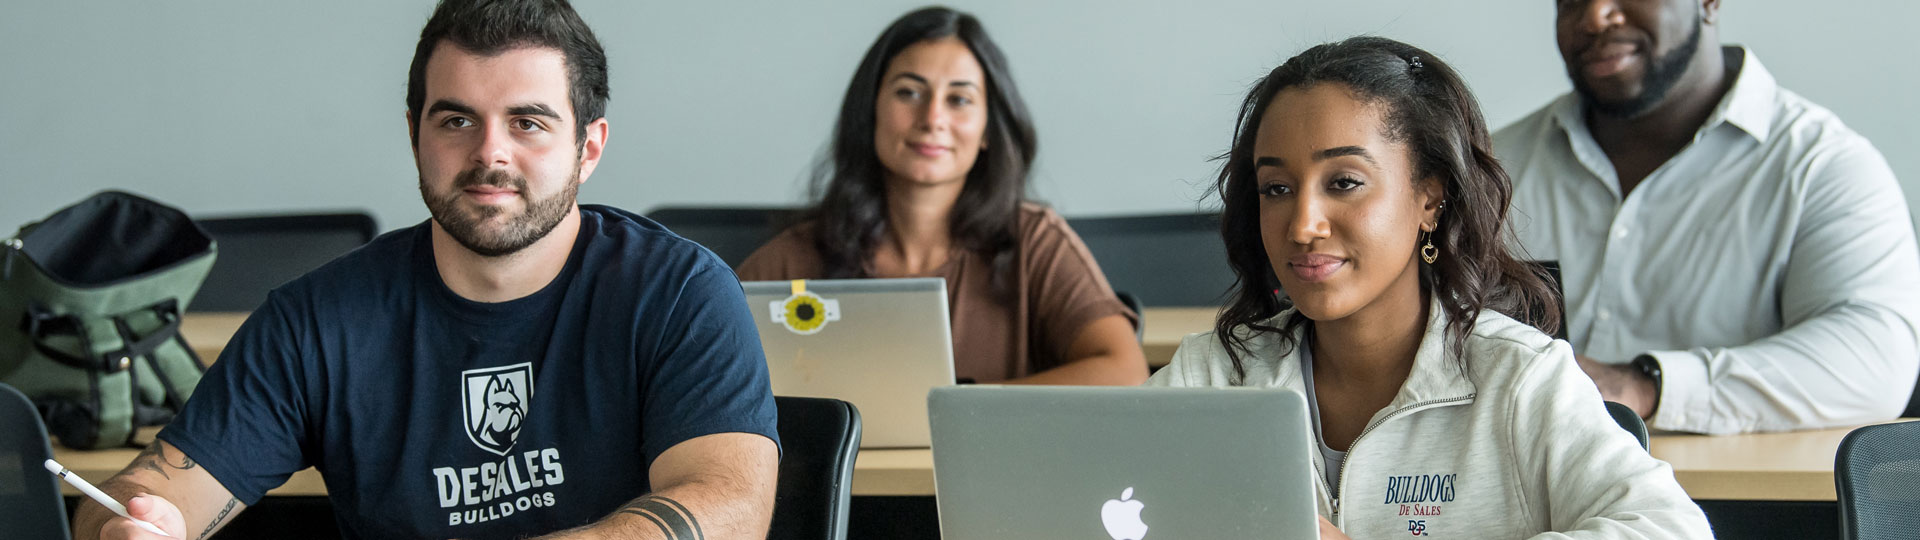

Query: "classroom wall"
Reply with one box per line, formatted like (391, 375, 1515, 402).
(3, 1, 1914, 239)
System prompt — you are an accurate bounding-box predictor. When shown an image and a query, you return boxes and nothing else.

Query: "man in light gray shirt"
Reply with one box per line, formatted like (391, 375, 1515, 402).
(1495, 0, 1920, 434)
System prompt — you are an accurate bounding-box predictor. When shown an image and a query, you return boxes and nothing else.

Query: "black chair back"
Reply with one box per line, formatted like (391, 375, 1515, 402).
(1836, 420, 1920, 540)
(770, 396, 861, 540)
(1903, 374, 1919, 419)
(0, 383, 71, 540)
(190, 212, 377, 312)
(1115, 290, 1144, 340)
(1066, 213, 1234, 307)
(1603, 401, 1649, 451)
(644, 207, 801, 269)
(1526, 261, 1568, 341)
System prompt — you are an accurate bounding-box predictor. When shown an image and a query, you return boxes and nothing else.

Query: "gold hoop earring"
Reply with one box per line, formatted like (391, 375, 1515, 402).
(1421, 229, 1440, 264)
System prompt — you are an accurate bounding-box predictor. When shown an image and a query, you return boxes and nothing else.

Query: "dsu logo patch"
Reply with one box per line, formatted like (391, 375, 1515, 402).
(462, 363, 533, 456)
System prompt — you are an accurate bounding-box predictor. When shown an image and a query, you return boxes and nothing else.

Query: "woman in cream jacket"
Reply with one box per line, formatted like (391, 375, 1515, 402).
(1146, 37, 1712, 539)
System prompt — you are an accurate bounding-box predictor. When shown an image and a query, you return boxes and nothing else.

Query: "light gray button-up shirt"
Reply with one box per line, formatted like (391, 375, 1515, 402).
(1494, 46, 1920, 434)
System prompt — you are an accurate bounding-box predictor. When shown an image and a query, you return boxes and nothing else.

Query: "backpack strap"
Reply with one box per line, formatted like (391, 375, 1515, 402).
(24, 300, 189, 448)
(25, 301, 182, 373)
(114, 300, 193, 410)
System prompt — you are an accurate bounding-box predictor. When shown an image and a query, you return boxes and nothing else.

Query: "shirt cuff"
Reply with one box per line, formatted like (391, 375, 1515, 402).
(1644, 349, 1710, 432)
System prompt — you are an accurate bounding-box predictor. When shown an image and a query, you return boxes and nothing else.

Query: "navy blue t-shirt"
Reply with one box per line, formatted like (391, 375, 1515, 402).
(159, 206, 779, 539)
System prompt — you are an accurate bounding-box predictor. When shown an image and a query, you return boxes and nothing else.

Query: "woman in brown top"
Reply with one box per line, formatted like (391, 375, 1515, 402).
(737, 6, 1146, 385)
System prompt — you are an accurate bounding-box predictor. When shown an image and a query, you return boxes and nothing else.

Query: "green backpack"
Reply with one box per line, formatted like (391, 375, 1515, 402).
(0, 191, 217, 449)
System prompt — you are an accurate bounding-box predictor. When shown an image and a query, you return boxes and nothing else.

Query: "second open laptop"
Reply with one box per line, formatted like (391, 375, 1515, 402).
(929, 385, 1319, 539)
(741, 277, 954, 448)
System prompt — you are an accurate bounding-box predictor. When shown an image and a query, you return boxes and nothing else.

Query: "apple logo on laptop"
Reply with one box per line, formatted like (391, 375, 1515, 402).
(1101, 487, 1148, 540)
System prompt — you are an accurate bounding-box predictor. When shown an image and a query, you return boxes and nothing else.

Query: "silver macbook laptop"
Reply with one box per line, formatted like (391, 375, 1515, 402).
(929, 386, 1318, 539)
(742, 277, 955, 448)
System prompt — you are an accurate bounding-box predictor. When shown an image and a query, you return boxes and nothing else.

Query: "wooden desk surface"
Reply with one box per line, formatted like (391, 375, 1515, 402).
(181, 312, 248, 363)
(50, 428, 330, 497)
(167, 312, 1886, 502)
(184, 309, 1218, 368)
(51, 442, 928, 498)
(849, 424, 1889, 501)
(164, 310, 1202, 497)
(59, 422, 1899, 501)
(1648, 422, 1895, 501)
(1141, 307, 1214, 367)
(50, 426, 934, 498)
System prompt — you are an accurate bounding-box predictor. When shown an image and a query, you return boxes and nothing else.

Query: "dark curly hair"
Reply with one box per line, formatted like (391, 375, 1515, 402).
(804, 6, 1037, 281)
(406, 0, 610, 148)
(1211, 36, 1559, 377)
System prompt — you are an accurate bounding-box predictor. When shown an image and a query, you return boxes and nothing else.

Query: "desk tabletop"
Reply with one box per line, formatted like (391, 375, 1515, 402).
(164, 313, 1888, 502)
(183, 309, 1217, 369)
(851, 424, 1885, 501)
(164, 309, 1210, 498)
(59, 422, 1901, 502)
(1648, 422, 1893, 501)
(51, 441, 929, 498)
(50, 428, 330, 497)
(181, 312, 247, 363)
(1140, 307, 1214, 367)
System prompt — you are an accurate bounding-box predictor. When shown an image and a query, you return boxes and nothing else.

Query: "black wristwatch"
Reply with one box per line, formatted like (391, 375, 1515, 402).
(1631, 354, 1663, 415)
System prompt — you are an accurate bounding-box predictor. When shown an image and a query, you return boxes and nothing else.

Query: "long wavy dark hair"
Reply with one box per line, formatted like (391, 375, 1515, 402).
(805, 6, 1037, 280)
(1211, 36, 1560, 377)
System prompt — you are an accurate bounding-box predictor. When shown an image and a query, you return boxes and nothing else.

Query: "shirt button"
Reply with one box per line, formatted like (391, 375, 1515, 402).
(1614, 227, 1629, 239)
(1597, 309, 1612, 321)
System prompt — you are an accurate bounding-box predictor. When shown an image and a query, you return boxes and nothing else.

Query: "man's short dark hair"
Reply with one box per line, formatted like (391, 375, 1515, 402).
(406, 0, 610, 147)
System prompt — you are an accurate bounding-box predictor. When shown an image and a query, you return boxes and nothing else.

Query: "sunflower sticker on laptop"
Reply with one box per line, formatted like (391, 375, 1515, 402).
(770, 279, 840, 335)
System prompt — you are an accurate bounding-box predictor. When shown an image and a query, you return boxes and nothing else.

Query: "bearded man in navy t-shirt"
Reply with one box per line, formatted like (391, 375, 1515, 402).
(74, 1, 780, 539)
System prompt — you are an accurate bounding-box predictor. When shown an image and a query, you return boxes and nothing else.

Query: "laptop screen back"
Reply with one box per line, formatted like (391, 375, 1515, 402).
(742, 278, 954, 448)
(929, 386, 1318, 539)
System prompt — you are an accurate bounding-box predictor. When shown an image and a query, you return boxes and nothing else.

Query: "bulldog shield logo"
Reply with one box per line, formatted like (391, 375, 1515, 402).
(462, 362, 533, 456)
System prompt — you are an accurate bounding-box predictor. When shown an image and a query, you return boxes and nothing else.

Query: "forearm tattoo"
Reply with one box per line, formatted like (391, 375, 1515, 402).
(120, 443, 233, 540)
(129, 441, 198, 480)
(197, 498, 238, 540)
(615, 495, 705, 540)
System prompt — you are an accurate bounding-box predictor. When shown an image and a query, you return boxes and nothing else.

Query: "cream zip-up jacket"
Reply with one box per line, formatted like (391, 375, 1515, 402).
(1146, 302, 1713, 539)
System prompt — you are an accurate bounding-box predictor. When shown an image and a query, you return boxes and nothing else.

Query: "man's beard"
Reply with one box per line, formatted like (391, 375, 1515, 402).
(1574, 20, 1703, 120)
(421, 165, 579, 258)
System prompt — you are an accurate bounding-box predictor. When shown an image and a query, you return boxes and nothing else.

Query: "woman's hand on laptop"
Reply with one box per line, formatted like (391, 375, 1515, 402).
(1317, 516, 1352, 540)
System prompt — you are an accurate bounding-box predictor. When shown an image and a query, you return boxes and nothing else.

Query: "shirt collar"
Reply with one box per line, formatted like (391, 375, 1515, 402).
(1394, 295, 1478, 406)
(1711, 46, 1777, 141)
(1549, 45, 1777, 144)
(1272, 294, 1477, 407)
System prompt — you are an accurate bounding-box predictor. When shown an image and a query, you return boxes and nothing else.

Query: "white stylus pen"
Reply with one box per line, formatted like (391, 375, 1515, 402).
(44, 458, 175, 538)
